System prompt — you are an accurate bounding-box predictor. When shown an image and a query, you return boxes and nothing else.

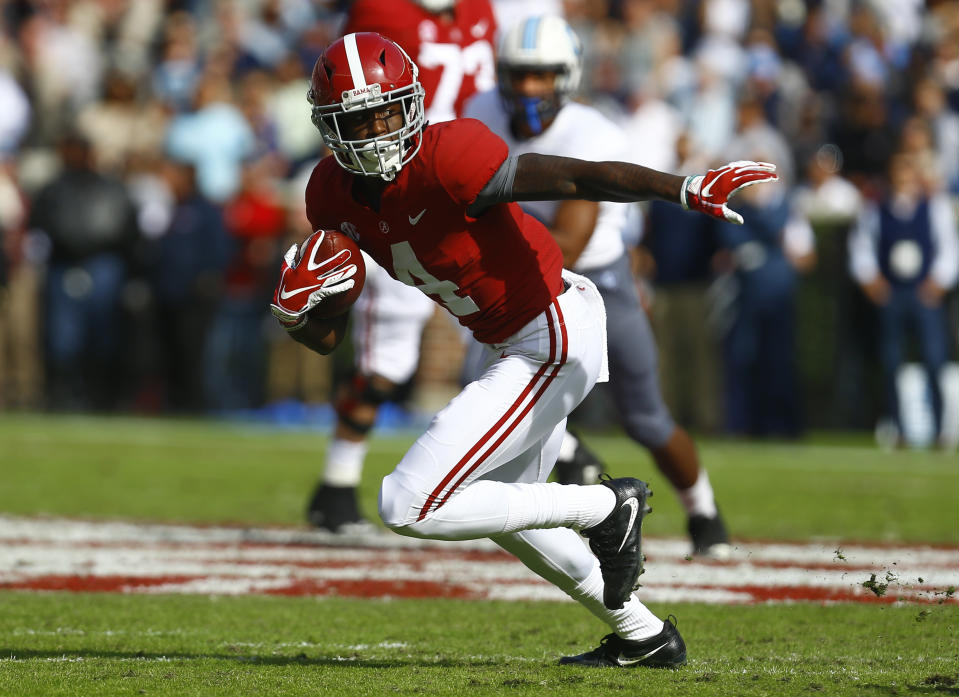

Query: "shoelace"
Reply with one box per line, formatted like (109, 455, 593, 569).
(596, 633, 621, 657)
(598, 616, 678, 657)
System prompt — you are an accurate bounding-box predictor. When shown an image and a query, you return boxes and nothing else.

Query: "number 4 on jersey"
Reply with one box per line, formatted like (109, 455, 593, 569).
(390, 241, 479, 317)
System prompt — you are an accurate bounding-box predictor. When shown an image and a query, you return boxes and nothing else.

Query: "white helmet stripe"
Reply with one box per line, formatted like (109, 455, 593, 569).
(343, 33, 368, 89)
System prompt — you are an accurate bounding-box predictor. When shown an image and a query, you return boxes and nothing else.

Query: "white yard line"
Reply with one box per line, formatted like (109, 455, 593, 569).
(1, 516, 957, 605)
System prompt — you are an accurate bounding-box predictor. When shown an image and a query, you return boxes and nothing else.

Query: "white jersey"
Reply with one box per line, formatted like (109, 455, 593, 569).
(464, 91, 627, 271)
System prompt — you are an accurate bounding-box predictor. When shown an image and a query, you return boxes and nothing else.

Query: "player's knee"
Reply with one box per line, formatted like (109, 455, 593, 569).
(336, 374, 399, 436)
(623, 413, 674, 449)
(377, 472, 418, 532)
(378, 473, 449, 540)
(349, 373, 398, 407)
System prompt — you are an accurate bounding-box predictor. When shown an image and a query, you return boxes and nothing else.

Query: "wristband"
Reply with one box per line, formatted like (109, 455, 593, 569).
(281, 314, 309, 332)
(680, 175, 698, 210)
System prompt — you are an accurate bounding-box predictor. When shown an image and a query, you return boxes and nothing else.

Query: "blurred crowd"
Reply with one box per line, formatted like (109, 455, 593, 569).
(0, 0, 958, 444)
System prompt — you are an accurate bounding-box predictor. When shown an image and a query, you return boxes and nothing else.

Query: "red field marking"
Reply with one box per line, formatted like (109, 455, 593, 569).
(1, 516, 957, 605)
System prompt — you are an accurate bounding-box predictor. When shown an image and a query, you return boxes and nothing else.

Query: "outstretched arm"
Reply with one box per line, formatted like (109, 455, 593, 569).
(510, 154, 778, 225)
(512, 154, 686, 204)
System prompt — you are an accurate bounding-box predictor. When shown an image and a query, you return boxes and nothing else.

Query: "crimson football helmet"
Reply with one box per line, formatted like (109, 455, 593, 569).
(308, 32, 426, 181)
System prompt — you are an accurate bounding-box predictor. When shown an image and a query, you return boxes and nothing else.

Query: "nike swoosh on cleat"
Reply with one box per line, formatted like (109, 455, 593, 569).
(279, 283, 323, 300)
(617, 642, 669, 666)
(409, 209, 427, 225)
(617, 498, 639, 553)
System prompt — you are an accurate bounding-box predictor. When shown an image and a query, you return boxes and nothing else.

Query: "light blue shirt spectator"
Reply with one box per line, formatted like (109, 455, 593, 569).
(165, 83, 255, 203)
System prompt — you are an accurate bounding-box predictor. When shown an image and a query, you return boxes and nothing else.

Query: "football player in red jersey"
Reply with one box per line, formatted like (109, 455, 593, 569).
(272, 33, 777, 667)
(304, 0, 498, 534)
(344, 0, 496, 123)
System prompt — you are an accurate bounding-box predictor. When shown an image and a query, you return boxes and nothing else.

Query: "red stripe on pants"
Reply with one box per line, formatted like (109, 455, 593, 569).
(416, 299, 568, 521)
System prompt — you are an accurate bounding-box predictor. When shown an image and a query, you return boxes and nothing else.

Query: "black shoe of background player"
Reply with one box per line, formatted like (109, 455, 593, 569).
(306, 483, 376, 534)
(687, 508, 731, 559)
(554, 431, 605, 485)
(582, 476, 652, 610)
(560, 616, 687, 668)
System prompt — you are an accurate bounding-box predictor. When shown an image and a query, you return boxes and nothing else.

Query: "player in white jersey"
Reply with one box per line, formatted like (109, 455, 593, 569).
(463, 15, 731, 556)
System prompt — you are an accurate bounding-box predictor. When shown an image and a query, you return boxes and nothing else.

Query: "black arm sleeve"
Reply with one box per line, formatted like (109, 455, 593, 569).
(465, 155, 518, 217)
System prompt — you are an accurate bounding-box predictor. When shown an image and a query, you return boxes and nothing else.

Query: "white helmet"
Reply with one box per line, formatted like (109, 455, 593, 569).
(412, 0, 456, 12)
(497, 15, 582, 133)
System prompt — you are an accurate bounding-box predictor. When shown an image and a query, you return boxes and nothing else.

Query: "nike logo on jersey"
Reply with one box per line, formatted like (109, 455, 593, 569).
(278, 282, 324, 300)
(699, 175, 718, 199)
(409, 209, 427, 225)
(617, 498, 639, 553)
(617, 642, 669, 666)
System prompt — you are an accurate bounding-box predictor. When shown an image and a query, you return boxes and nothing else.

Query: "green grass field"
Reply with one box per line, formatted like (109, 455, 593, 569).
(1, 414, 957, 696)
(2, 595, 957, 697)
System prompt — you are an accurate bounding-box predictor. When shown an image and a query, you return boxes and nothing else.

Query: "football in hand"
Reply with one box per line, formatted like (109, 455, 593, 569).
(301, 229, 366, 319)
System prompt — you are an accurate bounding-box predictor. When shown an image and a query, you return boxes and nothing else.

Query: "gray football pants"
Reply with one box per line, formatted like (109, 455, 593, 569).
(580, 253, 675, 449)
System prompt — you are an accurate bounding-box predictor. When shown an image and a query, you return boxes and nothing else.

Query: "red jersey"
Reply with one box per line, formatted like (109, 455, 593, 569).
(344, 0, 496, 123)
(223, 189, 287, 294)
(305, 119, 564, 343)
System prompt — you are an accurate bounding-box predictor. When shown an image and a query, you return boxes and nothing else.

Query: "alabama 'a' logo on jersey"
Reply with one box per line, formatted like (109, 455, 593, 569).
(340, 221, 359, 242)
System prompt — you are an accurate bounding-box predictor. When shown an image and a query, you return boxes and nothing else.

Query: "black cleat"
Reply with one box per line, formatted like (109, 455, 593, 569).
(306, 483, 375, 533)
(554, 431, 605, 485)
(688, 509, 731, 558)
(583, 476, 652, 610)
(560, 616, 687, 668)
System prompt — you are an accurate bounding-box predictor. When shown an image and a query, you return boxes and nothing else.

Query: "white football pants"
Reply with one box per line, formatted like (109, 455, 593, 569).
(378, 270, 608, 535)
(378, 272, 662, 637)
